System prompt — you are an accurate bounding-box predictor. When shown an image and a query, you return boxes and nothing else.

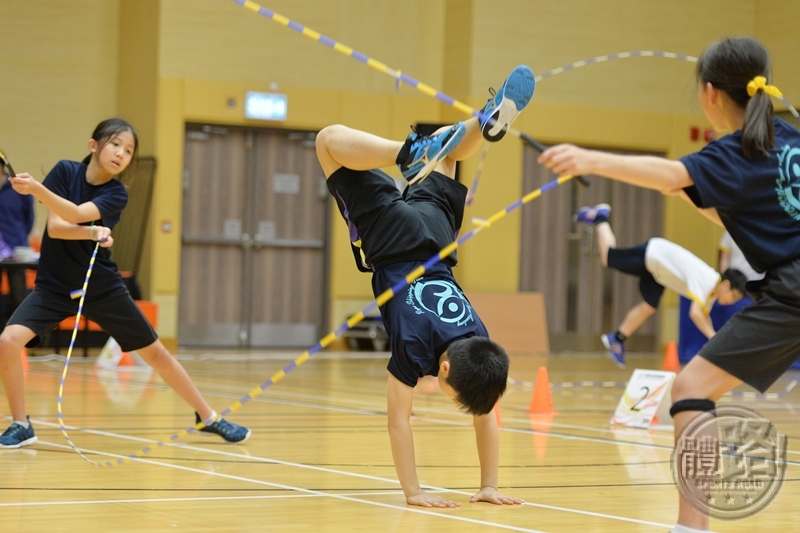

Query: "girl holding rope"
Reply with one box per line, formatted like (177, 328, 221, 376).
(540, 37, 800, 533)
(0, 118, 250, 448)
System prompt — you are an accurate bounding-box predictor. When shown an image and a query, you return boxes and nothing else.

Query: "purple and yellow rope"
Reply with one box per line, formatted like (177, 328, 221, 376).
(57, 3, 800, 465)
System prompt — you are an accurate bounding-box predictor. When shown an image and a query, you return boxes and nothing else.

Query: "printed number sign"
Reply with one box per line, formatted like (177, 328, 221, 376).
(611, 369, 676, 429)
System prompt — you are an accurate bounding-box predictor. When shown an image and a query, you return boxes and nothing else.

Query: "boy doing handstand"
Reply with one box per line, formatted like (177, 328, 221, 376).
(316, 66, 534, 508)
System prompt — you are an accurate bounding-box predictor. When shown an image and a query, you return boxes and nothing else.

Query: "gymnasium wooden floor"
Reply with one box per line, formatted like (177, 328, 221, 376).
(1, 349, 798, 532)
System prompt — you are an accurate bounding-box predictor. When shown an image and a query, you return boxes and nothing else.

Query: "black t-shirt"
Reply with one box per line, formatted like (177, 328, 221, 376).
(374, 261, 489, 387)
(36, 160, 128, 298)
(681, 117, 800, 272)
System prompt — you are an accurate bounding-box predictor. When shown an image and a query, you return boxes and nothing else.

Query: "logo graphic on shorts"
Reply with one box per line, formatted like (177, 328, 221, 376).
(775, 145, 800, 220)
(406, 278, 474, 327)
(671, 405, 787, 521)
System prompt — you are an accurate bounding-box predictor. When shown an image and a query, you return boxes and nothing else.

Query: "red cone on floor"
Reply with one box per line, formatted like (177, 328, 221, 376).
(662, 340, 680, 373)
(528, 366, 554, 414)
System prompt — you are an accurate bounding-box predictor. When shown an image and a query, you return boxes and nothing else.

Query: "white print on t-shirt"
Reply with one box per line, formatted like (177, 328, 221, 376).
(776, 145, 800, 221)
(406, 278, 474, 327)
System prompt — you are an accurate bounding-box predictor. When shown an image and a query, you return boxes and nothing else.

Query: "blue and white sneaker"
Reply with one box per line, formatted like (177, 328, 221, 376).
(574, 203, 611, 225)
(397, 122, 466, 185)
(0, 417, 37, 448)
(601, 333, 626, 368)
(196, 412, 251, 444)
(479, 65, 536, 142)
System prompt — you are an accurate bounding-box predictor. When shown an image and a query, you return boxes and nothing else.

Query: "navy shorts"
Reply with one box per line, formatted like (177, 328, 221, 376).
(327, 168, 467, 272)
(607, 243, 665, 308)
(699, 256, 800, 393)
(8, 286, 158, 352)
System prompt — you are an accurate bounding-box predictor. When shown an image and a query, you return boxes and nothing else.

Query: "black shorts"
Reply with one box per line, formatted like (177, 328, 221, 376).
(8, 286, 158, 352)
(327, 168, 467, 272)
(699, 256, 800, 393)
(606, 242, 665, 308)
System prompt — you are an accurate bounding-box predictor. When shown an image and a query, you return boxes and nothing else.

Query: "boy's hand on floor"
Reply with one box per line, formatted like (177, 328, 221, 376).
(470, 486, 525, 505)
(407, 489, 460, 508)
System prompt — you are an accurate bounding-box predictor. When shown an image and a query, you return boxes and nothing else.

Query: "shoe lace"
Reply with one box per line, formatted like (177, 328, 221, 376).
(1, 424, 26, 439)
(488, 87, 497, 97)
(211, 419, 239, 438)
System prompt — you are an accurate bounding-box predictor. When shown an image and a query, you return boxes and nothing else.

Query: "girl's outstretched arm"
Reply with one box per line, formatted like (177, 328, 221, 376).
(539, 144, 693, 194)
(10, 173, 101, 224)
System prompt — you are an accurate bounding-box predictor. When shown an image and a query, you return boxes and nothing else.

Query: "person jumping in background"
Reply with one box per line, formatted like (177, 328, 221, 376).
(718, 229, 763, 282)
(574, 203, 747, 367)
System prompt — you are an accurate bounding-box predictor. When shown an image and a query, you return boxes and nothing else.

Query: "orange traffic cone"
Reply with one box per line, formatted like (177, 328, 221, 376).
(493, 403, 505, 427)
(528, 366, 554, 414)
(118, 352, 135, 367)
(20, 347, 29, 371)
(662, 340, 680, 373)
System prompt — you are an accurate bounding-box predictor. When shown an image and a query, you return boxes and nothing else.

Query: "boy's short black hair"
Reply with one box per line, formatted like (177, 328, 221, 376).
(445, 336, 509, 415)
(721, 268, 748, 295)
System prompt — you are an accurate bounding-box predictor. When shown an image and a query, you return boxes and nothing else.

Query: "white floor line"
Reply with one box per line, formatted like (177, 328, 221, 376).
(28, 421, 674, 529)
(0, 490, 417, 508)
(32, 366, 800, 461)
(26, 440, 549, 533)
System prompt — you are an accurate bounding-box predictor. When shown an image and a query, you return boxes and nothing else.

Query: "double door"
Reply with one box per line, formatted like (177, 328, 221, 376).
(519, 144, 663, 351)
(179, 125, 328, 348)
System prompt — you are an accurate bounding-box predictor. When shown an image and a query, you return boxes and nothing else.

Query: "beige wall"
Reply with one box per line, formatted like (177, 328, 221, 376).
(1, 0, 121, 235)
(4, 0, 799, 345)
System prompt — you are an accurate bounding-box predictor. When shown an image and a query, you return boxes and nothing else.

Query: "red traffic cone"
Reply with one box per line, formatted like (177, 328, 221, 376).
(528, 367, 554, 414)
(662, 340, 680, 373)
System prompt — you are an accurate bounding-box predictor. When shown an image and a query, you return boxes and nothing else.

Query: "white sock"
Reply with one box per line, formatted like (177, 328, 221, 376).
(672, 525, 709, 533)
(203, 411, 218, 426)
(14, 420, 30, 429)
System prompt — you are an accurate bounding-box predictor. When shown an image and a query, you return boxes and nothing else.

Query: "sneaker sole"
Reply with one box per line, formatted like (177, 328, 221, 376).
(407, 123, 466, 186)
(0, 435, 37, 449)
(601, 335, 626, 368)
(483, 66, 535, 141)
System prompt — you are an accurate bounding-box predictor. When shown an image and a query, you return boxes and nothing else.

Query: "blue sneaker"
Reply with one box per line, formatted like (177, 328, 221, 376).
(0, 417, 37, 448)
(196, 413, 251, 443)
(479, 65, 535, 142)
(574, 203, 611, 225)
(397, 122, 466, 185)
(601, 333, 626, 368)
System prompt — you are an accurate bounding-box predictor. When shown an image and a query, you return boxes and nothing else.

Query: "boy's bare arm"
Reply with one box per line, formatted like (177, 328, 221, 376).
(689, 300, 716, 339)
(471, 413, 524, 505)
(386, 373, 459, 508)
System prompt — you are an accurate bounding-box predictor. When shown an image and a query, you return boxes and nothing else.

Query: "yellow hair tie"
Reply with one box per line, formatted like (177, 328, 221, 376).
(747, 76, 783, 98)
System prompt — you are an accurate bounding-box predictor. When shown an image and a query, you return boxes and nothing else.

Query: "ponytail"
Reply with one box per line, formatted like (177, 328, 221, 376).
(742, 89, 774, 158)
